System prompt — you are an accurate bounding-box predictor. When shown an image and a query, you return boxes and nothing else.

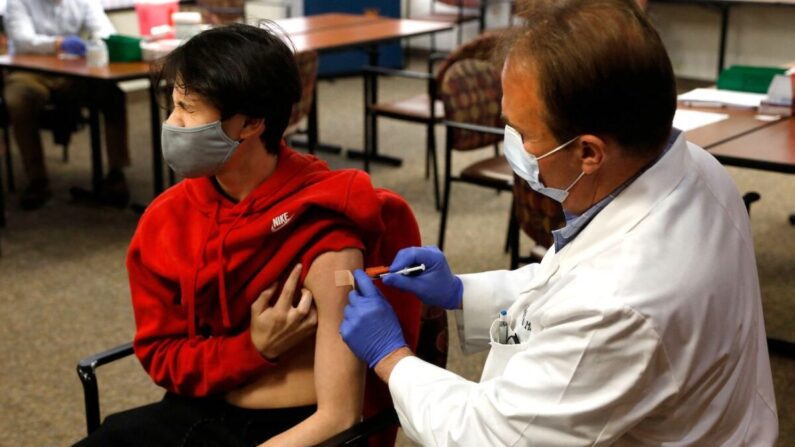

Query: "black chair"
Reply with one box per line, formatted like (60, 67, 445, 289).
(76, 303, 449, 444)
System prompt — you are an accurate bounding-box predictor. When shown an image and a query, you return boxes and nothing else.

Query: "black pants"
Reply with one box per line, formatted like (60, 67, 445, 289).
(73, 393, 317, 447)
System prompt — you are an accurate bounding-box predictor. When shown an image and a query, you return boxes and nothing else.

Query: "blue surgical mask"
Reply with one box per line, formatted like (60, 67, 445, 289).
(503, 124, 585, 203)
(161, 120, 241, 178)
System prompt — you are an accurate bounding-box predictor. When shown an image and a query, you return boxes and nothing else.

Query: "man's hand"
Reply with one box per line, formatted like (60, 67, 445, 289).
(340, 270, 407, 368)
(60, 35, 87, 56)
(250, 264, 318, 361)
(382, 246, 463, 310)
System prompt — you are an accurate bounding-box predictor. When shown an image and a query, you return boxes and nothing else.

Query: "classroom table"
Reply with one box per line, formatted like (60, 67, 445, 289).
(651, 0, 795, 78)
(273, 13, 453, 166)
(679, 104, 782, 149)
(0, 55, 164, 196)
(708, 116, 795, 173)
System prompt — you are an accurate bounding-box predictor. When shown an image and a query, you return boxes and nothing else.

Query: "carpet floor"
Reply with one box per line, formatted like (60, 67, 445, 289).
(0, 64, 792, 446)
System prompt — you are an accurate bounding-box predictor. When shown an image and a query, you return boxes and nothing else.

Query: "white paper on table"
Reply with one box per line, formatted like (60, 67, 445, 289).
(677, 88, 766, 109)
(673, 109, 729, 132)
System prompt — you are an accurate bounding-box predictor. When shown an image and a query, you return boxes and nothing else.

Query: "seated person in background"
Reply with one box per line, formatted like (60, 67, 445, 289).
(4, 0, 130, 209)
(73, 23, 422, 447)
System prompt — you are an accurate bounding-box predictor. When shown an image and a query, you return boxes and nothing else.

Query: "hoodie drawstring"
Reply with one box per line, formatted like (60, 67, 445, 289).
(216, 200, 256, 330)
(186, 202, 221, 340)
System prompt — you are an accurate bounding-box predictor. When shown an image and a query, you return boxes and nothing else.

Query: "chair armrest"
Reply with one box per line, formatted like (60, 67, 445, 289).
(76, 342, 135, 435)
(444, 120, 505, 136)
(361, 65, 434, 81)
(313, 408, 399, 447)
(78, 342, 135, 372)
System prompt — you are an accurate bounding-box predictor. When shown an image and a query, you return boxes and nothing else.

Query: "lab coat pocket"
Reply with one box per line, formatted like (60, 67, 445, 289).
(481, 318, 529, 381)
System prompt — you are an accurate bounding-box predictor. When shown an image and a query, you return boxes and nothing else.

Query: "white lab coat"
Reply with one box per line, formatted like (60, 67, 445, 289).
(388, 132, 778, 446)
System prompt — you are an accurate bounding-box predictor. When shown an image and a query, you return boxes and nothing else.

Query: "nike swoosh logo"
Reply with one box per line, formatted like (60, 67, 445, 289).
(271, 213, 292, 232)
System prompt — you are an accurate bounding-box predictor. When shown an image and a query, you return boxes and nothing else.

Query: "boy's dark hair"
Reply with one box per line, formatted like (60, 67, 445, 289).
(154, 23, 301, 154)
(510, 0, 676, 156)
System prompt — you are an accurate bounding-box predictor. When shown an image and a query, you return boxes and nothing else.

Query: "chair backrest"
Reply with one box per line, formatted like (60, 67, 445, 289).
(435, 29, 504, 86)
(512, 174, 565, 249)
(439, 58, 504, 151)
(284, 50, 318, 137)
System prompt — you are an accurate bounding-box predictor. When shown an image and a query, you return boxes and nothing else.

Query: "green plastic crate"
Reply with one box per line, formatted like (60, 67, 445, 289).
(104, 35, 143, 63)
(717, 65, 787, 94)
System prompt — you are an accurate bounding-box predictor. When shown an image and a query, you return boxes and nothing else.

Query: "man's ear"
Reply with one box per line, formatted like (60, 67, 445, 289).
(577, 134, 607, 175)
(239, 117, 266, 140)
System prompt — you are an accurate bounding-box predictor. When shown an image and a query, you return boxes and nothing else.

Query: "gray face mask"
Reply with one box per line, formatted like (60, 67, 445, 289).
(161, 120, 241, 178)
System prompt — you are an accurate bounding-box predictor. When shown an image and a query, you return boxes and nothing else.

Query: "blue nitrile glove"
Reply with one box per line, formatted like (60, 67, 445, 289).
(340, 270, 407, 368)
(61, 35, 87, 56)
(382, 246, 463, 310)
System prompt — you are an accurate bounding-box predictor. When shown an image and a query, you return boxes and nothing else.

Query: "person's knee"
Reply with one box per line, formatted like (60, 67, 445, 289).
(4, 82, 47, 117)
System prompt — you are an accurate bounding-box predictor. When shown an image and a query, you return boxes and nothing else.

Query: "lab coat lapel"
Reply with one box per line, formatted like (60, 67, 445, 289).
(509, 133, 690, 313)
(554, 132, 690, 275)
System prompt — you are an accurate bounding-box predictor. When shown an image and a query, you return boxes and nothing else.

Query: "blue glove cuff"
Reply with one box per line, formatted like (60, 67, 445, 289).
(368, 341, 408, 369)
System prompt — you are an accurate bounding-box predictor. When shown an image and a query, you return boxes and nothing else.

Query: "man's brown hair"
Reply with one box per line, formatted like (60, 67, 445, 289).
(509, 0, 676, 156)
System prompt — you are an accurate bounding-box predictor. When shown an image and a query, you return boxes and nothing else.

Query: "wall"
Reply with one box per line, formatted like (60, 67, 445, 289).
(108, 1, 795, 82)
(648, 2, 795, 81)
(407, 0, 795, 82)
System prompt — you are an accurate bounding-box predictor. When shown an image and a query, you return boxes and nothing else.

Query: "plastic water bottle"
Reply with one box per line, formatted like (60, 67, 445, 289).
(86, 39, 109, 68)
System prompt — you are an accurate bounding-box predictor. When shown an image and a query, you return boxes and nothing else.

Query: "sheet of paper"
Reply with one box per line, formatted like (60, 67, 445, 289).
(677, 88, 766, 109)
(673, 109, 729, 132)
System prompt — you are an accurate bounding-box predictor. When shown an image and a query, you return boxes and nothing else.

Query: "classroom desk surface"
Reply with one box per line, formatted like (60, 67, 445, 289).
(288, 16, 454, 53)
(0, 55, 150, 81)
(708, 117, 795, 174)
(679, 104, 780, 149)
(274, 13, 383, 35)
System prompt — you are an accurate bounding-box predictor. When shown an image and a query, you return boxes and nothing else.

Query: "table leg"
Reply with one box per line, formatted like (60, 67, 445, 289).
(289, 87, 342, 155)
(149, 81, 164, 197)
(88, 90, 103, 194)
(0, 157, 6, 228)
(347, 46, 404, 168)
(479, 2, 487, 33)
(717, 4, 730, 79)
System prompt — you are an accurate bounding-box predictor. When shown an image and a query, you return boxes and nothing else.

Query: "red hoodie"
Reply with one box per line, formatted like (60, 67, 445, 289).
(127, 144, 421, 428)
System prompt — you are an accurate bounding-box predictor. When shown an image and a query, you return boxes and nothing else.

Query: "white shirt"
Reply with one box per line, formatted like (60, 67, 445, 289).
(5, 0, 114, 55)
(388, 132, 778, 446)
